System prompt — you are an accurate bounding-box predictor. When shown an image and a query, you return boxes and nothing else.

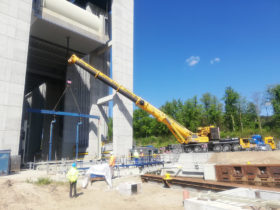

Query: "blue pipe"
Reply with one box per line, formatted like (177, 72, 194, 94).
(49, 119, 56, 161)
(76, 121, 82, 159)
(27, 108, 99, 119)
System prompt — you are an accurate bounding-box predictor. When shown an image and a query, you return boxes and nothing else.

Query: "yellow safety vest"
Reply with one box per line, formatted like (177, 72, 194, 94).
(109, 155, 116, 167)
(66, 167, 79, 183)
(133, 151, 139, 158)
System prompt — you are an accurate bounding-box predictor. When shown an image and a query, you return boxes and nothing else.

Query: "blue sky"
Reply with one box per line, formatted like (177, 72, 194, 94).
(133, 0, 280, 113)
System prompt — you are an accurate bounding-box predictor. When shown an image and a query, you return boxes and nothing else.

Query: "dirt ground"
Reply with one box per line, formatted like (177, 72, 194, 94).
(0, 171, 192, 210)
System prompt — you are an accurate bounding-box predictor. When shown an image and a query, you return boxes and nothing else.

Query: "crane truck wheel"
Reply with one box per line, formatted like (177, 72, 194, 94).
(194, 146, 202, 153)
(213, 145, 222, 152)
(222, 144, 231, 152)
(185, 147, 193, 153)
(233, 144, 241, 151)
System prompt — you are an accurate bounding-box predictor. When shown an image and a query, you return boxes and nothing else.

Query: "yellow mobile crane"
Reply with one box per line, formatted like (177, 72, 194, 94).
(68, 55, 249, 152)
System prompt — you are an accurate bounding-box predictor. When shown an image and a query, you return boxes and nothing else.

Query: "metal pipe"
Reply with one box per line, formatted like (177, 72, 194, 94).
(76, 121, 82, 160)
(48, 119, 56, 161)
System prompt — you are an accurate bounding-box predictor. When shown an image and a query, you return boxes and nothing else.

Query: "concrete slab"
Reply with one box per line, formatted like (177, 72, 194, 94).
(184, 187, 280, 209)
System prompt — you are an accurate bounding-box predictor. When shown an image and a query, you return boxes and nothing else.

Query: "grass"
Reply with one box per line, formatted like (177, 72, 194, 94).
(25, 178, 33, 184)
(35, 177, 52, 185)
(135, 136, 177, 148)
(25, 177, 66, 186)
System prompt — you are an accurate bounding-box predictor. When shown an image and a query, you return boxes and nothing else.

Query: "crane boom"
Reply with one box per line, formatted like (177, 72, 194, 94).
(68, 54, 198, 144)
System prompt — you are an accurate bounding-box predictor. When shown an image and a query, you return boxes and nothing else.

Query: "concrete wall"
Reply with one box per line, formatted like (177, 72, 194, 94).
(0, 0, 32, 155)
(24, 83, 46, 161)
(63, 52, 109, 159)
(41, 82, 64, 160)
(112, 0, 134, 157)
(63, 56, 91, 159)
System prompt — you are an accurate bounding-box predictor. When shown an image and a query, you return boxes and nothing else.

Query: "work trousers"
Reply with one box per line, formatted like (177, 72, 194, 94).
(69, 181, 77, 198)
(110, 166, 114, 178)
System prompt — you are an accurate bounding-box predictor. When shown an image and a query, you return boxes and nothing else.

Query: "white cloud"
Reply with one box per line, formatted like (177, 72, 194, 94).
(210, 57, 221, 64)
(186, 56, 200, 66)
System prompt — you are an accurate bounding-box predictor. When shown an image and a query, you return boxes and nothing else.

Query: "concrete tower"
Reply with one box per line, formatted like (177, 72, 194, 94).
(0, 0, 134, 161)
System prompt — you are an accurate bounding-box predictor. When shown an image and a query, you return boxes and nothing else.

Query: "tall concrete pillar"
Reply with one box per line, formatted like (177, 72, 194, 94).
(112, 0, 134, 157)
(0, 0, 32, 155)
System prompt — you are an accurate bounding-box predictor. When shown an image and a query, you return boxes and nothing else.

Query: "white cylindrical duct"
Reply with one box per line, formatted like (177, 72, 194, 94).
(44, 0, 101, 32)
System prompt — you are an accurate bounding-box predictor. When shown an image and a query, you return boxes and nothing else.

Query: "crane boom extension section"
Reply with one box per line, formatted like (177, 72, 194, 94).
(68, 54, 199, 144)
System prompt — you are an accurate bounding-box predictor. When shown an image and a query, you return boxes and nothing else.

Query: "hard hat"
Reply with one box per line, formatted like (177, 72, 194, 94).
(140, 149, 143, 152)
(110, 151, 113, 155)
(72, 162, 77, 168)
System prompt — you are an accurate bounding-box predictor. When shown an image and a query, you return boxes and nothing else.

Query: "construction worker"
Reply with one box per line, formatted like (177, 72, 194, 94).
(153, 152, 158, 161)
(109, 151, 116, 178)
(66, 162, 79, 198)
(133, 150, 139, 164)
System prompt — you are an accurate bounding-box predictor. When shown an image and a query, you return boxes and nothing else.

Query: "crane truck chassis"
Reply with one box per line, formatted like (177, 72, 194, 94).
(169, 137, 250, 153)
(68, 55, 251, 153)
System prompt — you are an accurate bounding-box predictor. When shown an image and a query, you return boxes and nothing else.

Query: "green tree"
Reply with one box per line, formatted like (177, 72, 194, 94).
(133, 109, 154, 138)
(155, 99, 183, 136)
(200, 93, 223, 127)
(267, 84, 280, 126)
(242, 102, 258, 129)
(223, 87, 240, 131)
(160, 99, 183, 121)
(181, 96, 204, 131)
(252, 92, 263, 132)
(236, 97, 248, 133)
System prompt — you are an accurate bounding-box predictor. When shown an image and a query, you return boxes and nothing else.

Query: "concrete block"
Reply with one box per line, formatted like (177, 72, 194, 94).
(220, 188, 280, 201)
(117, 182, 141, 196)
(204, 164, 216, 181)
(184, 188, 280, 210)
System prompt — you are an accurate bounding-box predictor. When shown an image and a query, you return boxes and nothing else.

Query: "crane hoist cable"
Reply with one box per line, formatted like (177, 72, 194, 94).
(52, 80, 82, 121)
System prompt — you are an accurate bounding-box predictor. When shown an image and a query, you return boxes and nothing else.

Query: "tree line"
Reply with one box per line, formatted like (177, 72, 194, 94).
(133, 84, 280, 144)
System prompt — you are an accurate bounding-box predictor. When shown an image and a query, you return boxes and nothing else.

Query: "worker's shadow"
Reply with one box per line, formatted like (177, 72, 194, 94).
(75, 192, 84, 198)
